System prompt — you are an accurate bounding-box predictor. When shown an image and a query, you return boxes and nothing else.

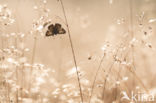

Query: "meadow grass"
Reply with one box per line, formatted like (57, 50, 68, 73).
(0, 0, 155, 103)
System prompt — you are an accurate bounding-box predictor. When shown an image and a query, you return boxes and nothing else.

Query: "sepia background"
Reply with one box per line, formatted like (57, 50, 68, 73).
(0, 0, 156, 103)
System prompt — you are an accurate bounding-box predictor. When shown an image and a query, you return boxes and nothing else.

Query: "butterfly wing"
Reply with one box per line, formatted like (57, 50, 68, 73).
(58, 28, 66, 34)
(46, 30, 53, 36)
(48, 24, 54, 31)
(55, 23, 61, 28)
(45, 24, 55, 36)
(55, 23, 66, 34)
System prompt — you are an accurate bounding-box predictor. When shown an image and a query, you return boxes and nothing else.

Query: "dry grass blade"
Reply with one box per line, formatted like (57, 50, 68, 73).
(59, 0, 84, 102)
(89, 52, 105, 103)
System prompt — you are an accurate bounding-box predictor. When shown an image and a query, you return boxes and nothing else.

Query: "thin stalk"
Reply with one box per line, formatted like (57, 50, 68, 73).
(16, 66, 19, 103)
(7, 81, 10, 103)
(28, 36, 37, 92)
(102, 62, 114, 101)
(18, 36, 26, 103)
(126, 66, 148, 92)
(28, 0, 39, 93)
(129, 0, 134, 38)
(114, 64, 122, 101)
(88, 52, 105, 103)
(20, 56, 25, 103)
(129, 0, 136, 89)
(129, 0, 135, 70)
(59, 0, 83, 102)
(102, 43, 123, 102)
(14, 0, 21, 102)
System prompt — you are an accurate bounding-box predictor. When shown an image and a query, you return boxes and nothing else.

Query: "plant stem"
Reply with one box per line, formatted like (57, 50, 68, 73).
(28, 35, 37, 95)
(129, 0, 134, 38)
(89, 52, 105, 103)
(129, 0, 137, 89)
(59, 0, 83, 102)
(16, 66, 19, 103)
(102, 43, 123, 102)
(102, 62, 114, 101)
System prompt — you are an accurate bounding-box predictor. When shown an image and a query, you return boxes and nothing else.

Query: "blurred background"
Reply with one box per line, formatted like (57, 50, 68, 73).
(0, 0, 156, 102)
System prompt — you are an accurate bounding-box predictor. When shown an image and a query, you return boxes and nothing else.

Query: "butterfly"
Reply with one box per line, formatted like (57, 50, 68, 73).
(45, 23, 66, 37)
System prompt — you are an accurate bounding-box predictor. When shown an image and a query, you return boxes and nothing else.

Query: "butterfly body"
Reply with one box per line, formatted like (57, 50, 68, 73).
(46, 23, 66, 36)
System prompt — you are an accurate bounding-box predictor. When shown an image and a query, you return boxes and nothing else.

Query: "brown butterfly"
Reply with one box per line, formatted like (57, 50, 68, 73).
(45, 23, 66, 36)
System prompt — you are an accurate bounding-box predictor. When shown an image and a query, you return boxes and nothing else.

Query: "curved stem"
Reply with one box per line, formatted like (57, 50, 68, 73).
(89, 52, 105, 103)
(101, 43, 123, 102)
(59, 0, 84, 102)
(102, 62, 114, 101)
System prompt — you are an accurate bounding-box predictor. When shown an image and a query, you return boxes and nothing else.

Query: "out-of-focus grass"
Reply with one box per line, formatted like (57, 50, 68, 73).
(0, 0, 156, 103)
